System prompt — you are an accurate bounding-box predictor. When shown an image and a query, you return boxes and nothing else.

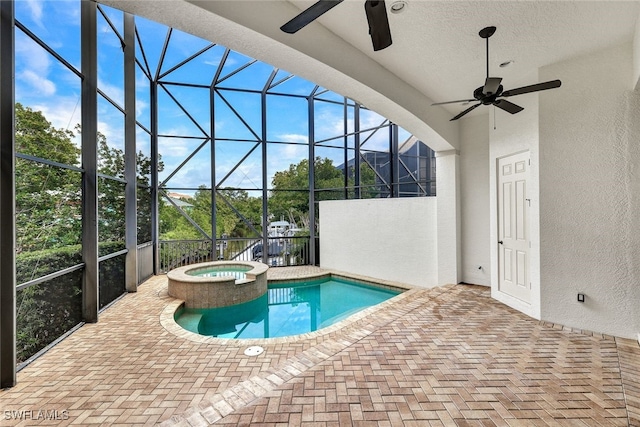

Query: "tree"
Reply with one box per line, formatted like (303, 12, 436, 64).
(159, 188, 209, 240)
(216, 189, 262, 237)
(268, 156, 378, 221)
(159, 187, 263, 240)
(136, 145, 161, 244)
(269, 157, 346, 220)
(96, 131, 126, 250)
(14, 104, 137, 362)
(16, 105, 159, 253)
(15, 103, 80, 165)
(15, 104, 82, 254)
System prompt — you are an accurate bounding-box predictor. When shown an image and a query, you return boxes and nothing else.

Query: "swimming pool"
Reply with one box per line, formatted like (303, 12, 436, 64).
(174, 276, 401, 339)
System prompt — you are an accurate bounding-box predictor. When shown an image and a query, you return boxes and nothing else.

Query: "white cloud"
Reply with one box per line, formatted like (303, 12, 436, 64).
(283, 143, 306, 158)
(136, 73, 150, 89)
(30, 96, 82, 149)
(97, 120, 125, 151)
(31, 99, 80, 131)
(15, 32, 51, 72)
(360, 109, 387, 129)
(158, 137, 199, 160)
(278, 133, 308, 144)
(226, 164, 262, 189)
(312, 103, 391, 152)
(19, 70, 56, 97)
(213, 147, 262, 189)
(24, 0, 44, 28)
(159, 121, 209, 139)
(136, 99, 149, 122)
(355, 110, 390, 152)
(98, 78, 125, 107)
(164, 162, 211, 189)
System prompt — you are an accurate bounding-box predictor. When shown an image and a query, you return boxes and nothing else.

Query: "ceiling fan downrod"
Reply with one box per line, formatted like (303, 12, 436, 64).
(479, 26, 496, 80)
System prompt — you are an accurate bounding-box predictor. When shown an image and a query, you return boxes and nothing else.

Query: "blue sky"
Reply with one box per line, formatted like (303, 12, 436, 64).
(14, 0, 411, 190)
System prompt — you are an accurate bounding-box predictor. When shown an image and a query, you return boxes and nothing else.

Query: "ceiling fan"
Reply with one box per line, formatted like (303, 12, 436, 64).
(280, 0, 393, 51)
(433, 26, 561, 121)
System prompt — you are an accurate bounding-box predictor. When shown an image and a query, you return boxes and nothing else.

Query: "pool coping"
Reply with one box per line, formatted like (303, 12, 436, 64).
(159, 269, 416, 345)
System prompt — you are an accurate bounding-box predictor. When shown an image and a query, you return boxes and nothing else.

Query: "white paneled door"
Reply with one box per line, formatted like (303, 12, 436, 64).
(497, 151, 530, 303)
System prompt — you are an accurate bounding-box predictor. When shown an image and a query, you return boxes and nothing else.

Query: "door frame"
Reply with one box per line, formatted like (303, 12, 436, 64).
(495, 149, 532, 305)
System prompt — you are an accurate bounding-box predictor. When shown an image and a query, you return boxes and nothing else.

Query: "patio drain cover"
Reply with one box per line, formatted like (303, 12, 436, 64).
(244, 346, 264, 356)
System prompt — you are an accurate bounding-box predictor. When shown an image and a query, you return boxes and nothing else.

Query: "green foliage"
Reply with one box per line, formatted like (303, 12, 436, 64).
(158, 154, 379, 241)
(17, 276, 82, 364)
(15, 242, 124, 363)
(160, 187, 263, 240)
(159, 189, 208, 240)
(354, 161, 379, 199)
(15, 161, 83, 254)
(14, 103, 144, 362)
(268, 156, 348, 220)
(15, 103, 80, 165)
(15, 104, 158, 253)
(269, 159, 312, 219)
(137, 187, 153, 243)
(16, 245, 83, 285)
(268, 156, 378, 220)
(15, 104, 83, 254)
(137, 149, 161, 243)
(217, 189, 262, 237)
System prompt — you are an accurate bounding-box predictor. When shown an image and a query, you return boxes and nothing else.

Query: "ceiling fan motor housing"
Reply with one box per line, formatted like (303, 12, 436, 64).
(474, 85, 503, 105)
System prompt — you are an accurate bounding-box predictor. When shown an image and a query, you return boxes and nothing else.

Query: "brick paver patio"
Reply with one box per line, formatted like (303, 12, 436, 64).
(1, 267, 638, 426)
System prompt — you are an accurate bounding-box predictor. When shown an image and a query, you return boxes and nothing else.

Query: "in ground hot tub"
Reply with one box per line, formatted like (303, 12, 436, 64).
(167, 261, 268, 309)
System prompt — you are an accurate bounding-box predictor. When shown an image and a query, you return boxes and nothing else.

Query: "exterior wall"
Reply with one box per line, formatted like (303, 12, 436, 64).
(459, 114, 491, 286)
(489, 70, 542, 320)
(319, 197, 438, 288)
(634, 8, 640, 89)
(435, 151, 461, 285)
(539, 43, 639, 339)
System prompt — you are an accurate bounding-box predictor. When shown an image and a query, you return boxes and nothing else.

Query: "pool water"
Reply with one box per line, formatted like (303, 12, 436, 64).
(187, 266, 251, 280)
(174, 277, 400, 339)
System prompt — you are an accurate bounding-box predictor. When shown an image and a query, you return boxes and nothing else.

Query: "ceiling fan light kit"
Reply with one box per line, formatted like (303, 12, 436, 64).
(281, 0, 393, 51)
(432, 26, 562, 121)
(390, 1, 407, 14)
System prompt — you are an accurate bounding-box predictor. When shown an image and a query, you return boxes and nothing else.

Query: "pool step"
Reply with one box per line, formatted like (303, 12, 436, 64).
(178, 312, 203, 332)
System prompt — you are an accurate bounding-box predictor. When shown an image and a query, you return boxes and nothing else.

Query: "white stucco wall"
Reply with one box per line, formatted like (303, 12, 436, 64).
(435, 151, 461, 285)
(319, 197, 438, 288)
(634, 8, 640, 89)
(459, 114, 491, 286)
(539, 43, 639, 339)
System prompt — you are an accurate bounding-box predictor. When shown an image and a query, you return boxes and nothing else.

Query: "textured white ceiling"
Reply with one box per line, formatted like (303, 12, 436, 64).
(315, 1, 638, 110)
(100, 0, 639, 149)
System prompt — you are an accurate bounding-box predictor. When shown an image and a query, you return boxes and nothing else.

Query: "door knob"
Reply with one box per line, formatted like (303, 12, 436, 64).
(498, 240, 503, 245)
